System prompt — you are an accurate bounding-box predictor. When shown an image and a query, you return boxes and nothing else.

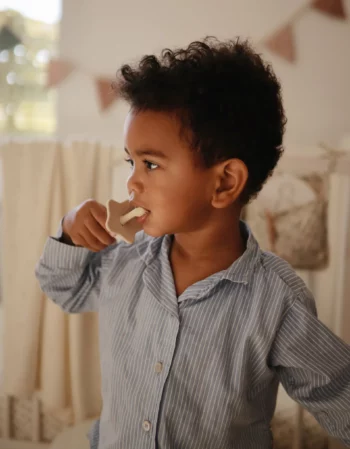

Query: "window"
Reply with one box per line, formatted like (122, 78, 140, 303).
(0, 7, 60, 136)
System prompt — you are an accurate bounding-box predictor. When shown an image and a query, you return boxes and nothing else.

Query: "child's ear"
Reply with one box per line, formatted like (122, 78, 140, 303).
(211, 159, 248, 208)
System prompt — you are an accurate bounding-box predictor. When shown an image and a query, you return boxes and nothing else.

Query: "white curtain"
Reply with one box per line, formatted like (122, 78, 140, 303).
(0, 140, 114, 424)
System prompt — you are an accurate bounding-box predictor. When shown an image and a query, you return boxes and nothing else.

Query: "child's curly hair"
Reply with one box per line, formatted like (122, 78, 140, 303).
(115, 37, 286, 204)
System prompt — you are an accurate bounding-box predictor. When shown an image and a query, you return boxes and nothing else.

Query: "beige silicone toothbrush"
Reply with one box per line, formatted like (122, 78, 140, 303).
(105, 199, 147, 243)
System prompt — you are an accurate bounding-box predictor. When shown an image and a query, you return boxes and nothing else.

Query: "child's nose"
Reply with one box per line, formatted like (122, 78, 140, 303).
(127, 169, 144, 194)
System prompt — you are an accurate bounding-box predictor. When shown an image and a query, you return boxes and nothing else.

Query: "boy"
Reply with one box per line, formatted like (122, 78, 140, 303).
(35, 38, 350, 449)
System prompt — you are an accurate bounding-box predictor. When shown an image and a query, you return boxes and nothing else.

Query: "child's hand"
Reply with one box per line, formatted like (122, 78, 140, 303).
(62, 199, 116, 252)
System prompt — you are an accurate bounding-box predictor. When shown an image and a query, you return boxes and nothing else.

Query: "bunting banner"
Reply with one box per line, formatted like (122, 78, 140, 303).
(26, 0, 348, 114)
(96, 78, 117, 111)
(261, 0, 347, 62)
(46, 60, 118, 112)
(264, 24, 296, 63)
(312, 0, 346, 19)
(47, 59, 75, 88)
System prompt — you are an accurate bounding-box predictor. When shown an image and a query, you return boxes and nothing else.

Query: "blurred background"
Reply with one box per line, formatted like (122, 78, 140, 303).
(0, 1, 349, 449)
(0, 0, 59, 137)
(1, 0, 350, 146)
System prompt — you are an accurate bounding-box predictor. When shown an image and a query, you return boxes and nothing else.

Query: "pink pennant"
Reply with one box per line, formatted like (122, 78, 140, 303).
(312, 0, 347, 19)
(47, 59, 74, 88)
(264, 24, 296, 63)
(96, 78, 117, 112)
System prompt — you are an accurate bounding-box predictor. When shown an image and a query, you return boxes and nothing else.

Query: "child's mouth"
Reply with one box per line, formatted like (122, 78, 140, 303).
(136, 210, 150, 224)
(120, 206, 150, 226)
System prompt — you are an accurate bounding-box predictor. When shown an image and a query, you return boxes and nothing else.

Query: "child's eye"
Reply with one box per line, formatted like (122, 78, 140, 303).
(144, 160, 158, 171)
(124, 158, 134, 168)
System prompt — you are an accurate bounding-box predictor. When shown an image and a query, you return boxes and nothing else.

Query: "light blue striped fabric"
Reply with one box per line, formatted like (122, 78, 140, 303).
(35, 222, 350, 449)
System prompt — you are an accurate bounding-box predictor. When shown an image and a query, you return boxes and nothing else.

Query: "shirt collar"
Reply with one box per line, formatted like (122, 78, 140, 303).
(135, 221, 261, 285)
(220, 221, 261, 285)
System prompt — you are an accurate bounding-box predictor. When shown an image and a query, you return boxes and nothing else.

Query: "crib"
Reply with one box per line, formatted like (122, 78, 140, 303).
(0, 139, 349, 449)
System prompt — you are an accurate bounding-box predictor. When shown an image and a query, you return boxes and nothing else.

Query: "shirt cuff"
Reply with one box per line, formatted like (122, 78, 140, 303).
(53, 217, 74, 245)
(41, 234, 93, 269)
(54, 218, 65, 241)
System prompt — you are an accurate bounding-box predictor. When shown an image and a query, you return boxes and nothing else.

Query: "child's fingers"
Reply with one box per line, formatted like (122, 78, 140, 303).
(69, 232, 97, 252)
(85, 212, 116, 246)
(89, 203, 109, 231)
(73, 233, 96, 252)
(78, 229, 107, 252)
(65, 200, 116, 250)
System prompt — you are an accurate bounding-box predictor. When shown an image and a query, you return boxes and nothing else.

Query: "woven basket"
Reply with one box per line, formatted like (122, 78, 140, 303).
(0, 393, 72, 446)
(271, 408, 328, 449)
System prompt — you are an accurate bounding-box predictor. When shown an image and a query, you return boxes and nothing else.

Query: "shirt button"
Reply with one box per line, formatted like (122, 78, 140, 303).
(155, 362, 163, 373)
(142, 420, 151, 432)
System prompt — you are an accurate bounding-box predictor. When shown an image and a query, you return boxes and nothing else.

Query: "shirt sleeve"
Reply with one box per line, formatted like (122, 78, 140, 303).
(35, 221, 118, 313)
(269, 295, 350, 447)
(54, 217, 69, 242)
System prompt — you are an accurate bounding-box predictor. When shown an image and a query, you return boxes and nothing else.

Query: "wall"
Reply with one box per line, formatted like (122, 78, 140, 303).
(57, 0, 350, 150)
(56, 0, 350, 330)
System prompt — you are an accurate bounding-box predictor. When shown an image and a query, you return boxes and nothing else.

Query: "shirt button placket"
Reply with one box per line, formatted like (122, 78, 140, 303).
(155, 362, 163, 374)
(142, 420, 151, 432)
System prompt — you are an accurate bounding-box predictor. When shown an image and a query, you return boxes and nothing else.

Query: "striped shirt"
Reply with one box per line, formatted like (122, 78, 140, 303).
(35, 222, 350, 449)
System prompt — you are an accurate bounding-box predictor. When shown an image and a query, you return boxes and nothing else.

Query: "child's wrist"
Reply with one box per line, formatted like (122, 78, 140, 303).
(62, 217, 75, 245)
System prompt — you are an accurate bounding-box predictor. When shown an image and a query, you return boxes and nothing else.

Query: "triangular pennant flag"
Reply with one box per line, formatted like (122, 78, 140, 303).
(47, 59, 75, 88)
(312, 0, 346, 19)
(96, 78, 117, 112)
(264, 24, 296, 63)
(0, 25, 21, 52)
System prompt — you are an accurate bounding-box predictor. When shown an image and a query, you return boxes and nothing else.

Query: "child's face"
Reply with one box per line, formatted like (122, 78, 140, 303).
(123, 109, 217, 237)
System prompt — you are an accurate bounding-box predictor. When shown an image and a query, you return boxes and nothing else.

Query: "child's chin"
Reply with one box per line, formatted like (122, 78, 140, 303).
(142, 223, 168, 238)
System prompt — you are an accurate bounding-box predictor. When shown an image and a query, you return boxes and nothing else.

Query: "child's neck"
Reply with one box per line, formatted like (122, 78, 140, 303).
(169, 211, 245, 296)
